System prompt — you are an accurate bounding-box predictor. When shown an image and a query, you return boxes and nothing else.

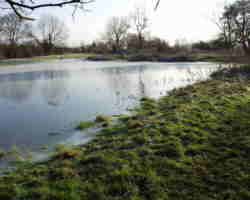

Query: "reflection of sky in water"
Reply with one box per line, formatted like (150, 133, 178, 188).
(0, 60, 218, 152)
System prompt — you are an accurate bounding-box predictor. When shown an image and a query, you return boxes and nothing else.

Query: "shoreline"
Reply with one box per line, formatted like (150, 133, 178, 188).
(0, 52, 241, 67)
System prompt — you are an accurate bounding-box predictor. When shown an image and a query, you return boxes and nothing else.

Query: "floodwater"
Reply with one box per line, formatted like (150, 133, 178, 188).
(0, 59, 218, 153)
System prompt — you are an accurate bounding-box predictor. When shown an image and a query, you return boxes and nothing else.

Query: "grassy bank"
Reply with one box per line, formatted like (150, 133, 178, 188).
(84, 53, 250, 63)
(0, 53, 97, 66)
(0, 52, 245, 66)
(1, 51, 250, 68)
(1, 65, 250, 199)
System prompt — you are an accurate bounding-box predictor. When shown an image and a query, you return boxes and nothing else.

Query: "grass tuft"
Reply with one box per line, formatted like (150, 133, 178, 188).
(76, 121, 95, 131)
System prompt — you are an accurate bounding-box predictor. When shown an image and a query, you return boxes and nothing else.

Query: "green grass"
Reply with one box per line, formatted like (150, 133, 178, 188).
(190, 52, 228, 62)
(76, 121, 95, 131)
(0, 53, 97, 66)
(75, 115, 113, 131)
(1, 65, 250, 199)
(95, 115, 112, 123)
(191, 52, 250, 63)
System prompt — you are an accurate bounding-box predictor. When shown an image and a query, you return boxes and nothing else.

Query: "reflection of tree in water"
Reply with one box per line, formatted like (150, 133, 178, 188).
(138, 65, 146, 98)
(0, 73, 35, 103)
(100, 65, 209, 107)
(40, 71, 69, 106)
(0, 70, 70, 105)
(102, 67, 132, 109)
(0, 81, 34, 103)
(101, 65, 148, 110)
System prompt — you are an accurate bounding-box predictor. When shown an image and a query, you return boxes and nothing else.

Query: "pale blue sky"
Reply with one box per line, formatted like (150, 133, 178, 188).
(32, 0, 235, 46)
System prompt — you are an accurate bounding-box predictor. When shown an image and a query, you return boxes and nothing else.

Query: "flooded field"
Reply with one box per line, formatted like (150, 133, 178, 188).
(0, 59, 218, 153)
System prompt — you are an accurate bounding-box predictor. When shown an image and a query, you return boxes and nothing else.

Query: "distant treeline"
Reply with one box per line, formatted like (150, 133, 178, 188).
(0, 36, 231, 60)
(1, 0, 249, 60)
(80, 37, 229, 55)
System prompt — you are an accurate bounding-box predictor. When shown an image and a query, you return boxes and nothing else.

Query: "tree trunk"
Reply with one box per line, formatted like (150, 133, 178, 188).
(138, 34, 143, 49)
(242, 42, 250, 56)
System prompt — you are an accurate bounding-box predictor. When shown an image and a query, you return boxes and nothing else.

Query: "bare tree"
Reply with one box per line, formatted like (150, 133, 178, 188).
(130, 7, 149, 49)
(212, 3, 238, 52)
(155, 0, 160, 10)
(217, 0, 250, 55)
(33, 14, 69, 54)
(104, 16, 130, 53)
(0, 12, 31, 45)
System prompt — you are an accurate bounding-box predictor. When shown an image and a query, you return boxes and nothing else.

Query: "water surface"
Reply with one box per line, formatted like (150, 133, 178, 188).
(0, 60, 218, 153)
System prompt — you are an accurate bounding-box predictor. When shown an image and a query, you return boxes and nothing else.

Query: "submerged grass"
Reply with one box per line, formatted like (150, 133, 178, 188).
(1, 65, 250, 199)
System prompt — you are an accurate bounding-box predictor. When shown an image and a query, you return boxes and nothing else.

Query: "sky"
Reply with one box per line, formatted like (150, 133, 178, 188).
(32, 0, 235, 46)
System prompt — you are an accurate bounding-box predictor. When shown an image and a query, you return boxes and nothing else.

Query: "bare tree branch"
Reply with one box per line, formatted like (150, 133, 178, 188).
(5, 0, 94, 10)
(3, 0, 95, 20)
(2, 0, 159, 20)
(130, 7, 149, 49)
(155, 0, 160, 10)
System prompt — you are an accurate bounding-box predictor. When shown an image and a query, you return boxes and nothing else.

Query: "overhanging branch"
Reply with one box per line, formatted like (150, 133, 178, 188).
(4, 0, 95, 20)
(155, 0, 160, 10)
